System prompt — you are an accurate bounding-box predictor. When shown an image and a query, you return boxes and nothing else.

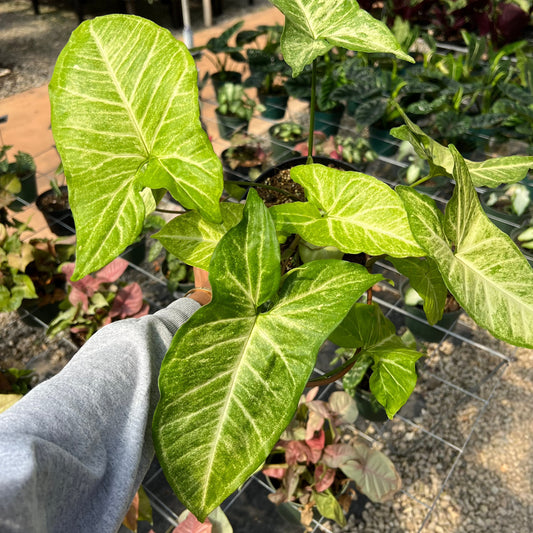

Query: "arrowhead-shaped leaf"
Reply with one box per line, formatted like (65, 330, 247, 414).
(332, 303, 422, 417)
(153, 190, 381, 520)
(388, 257, 447, 325)
(49, 15, 223, 279)
(271, 0, 413, 76)
(270, 164, 424, 258)
(391, 114, 533, 188)
(154, 203, 244, 271)
(340, 443, 401, 502)
(397, 147, 533, 348)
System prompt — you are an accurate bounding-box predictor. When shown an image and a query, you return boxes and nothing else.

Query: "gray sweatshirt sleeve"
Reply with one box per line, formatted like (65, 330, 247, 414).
(0, 297, 200, 533)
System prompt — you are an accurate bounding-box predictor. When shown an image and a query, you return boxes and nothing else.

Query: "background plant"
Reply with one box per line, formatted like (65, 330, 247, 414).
(263, 387, 400, 528)
(47, 257, 149, 343)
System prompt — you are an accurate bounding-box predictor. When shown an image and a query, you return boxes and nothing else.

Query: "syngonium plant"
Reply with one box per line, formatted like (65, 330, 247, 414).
(48, 0, 533, 522)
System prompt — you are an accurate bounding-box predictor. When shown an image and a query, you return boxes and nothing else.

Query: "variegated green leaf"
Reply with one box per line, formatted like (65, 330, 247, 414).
(270, 164, 424, 257)
(388, 257, 447, 325)
(49, 15, 223, 279)
(271, 0, 413, 76)
(154, 203, 244, 270)
(368, 341, 422, 418)
(153, 190, 381, 520)
(397, 147, 533, 348)
(391, 115, 533, 188)
(332, 303, 422, 417)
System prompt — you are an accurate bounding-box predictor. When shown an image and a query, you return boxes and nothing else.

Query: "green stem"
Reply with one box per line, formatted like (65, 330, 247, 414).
(155, 207, 184, 214)
(306, 348, 362, 387)
(307, 59, 318, 164)
(224, 179, 302, 201)
(409, 174, 433, 188)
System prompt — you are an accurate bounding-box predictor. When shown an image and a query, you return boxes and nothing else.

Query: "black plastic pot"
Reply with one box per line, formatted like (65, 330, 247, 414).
(314, 104, 345, 136)
(9, 171, 37, 210)
(36, 185, 75, 236)
(215, 109, 249, 140)
(258, 92, 288, 120)
(221, 148, 263, 181)
(122, 236, 146, 265)
(211, 71, 242, 96)
(256, 155, 357, 183)
(368, 125, 398, 157)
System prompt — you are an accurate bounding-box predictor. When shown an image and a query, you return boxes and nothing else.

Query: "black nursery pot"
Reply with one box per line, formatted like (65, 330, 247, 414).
(211, 71, 242, 96)
(252, 156, 358, 207)
(256, 155, 357, 183)
(36, 185, 75, 236)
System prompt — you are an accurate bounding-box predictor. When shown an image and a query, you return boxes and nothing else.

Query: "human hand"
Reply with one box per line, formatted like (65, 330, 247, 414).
(184, 267, 212, 306)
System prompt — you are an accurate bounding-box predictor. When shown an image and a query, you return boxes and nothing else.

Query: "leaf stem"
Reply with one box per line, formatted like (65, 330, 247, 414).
(155, 207, 184, 214)
(306, 348, 362, 387)
(307, 59, 317, 164)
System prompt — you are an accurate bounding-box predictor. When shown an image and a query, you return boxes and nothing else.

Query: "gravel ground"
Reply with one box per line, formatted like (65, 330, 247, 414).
(1, 2, 533, 532)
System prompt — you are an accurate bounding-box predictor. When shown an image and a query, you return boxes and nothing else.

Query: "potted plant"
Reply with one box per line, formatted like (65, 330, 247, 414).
(36, 179, 75, 236)
(49, 1, 533, 524)
(220, 133, 269, 182)
(196, 20, 247, 96)
(47, 257, 150, 346)
(268, 122, 306, 163)
(480, 182, 531, 234)
(19, 236, 75, 324)
(0, 220, 38, 313)
(0, 145, 37, 209)
(263, 386, 400, 528)
(244, 24, 290, 119)
(215, 83, 262, 140)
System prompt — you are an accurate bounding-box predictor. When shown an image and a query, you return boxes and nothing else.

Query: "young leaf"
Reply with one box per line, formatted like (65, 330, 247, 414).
(153, 190, 381, 520)
(271, 0, 413, 76)
(340, 443, 401, 502)
(49, 15, 223, 279)
(313, 490, 346, 527)
(397, 147, 533, 348)
(391, 115, 533, 188)
(270, 164, 424, 258)
(331, 303, 422, 417)
(154, 204, 244, 271)
(388, 257, 447, 325)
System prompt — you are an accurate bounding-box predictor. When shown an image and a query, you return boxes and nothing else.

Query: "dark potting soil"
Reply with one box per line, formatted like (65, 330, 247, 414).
(39, 189, 69, 212)
(257, 169, 306, 206)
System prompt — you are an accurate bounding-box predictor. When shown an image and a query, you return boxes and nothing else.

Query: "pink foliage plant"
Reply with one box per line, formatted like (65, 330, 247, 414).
(262, 387, 400, 528)
(48, 257, 149, 343)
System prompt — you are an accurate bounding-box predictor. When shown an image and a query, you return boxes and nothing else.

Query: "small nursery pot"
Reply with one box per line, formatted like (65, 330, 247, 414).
(9, 171, 37, 210)
(215, 109, 249, 140)
(259, 92, 289, 120)
(36, 186, 75, 236)
(314, 104, 345, 136)
(253, 156, 357, 208)
(211, 71, 242, 96)
(221, 147, 264, 181)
